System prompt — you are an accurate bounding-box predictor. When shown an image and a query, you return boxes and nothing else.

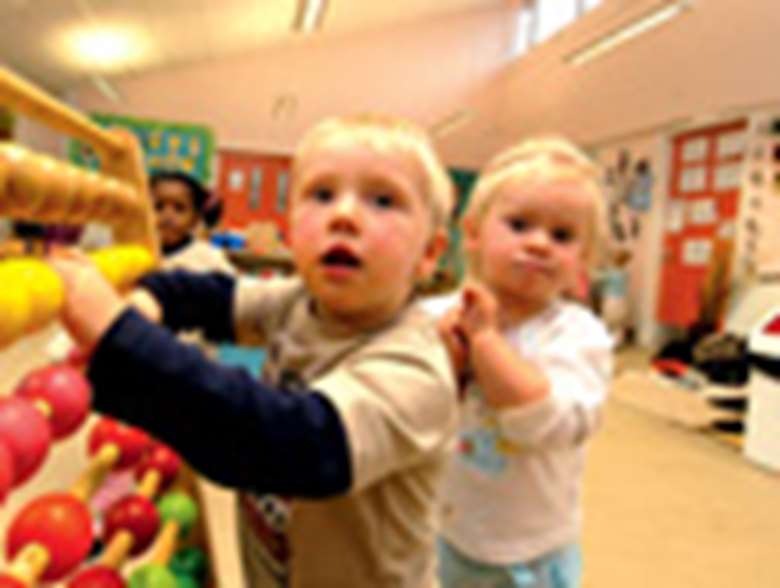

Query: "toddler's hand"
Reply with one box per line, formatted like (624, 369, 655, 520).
(437, 307, 469, 379)
(459, 283, 499, 340)
(48, 249, 126, 350)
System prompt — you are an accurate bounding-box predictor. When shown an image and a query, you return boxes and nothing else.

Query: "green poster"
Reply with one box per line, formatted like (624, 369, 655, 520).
(437, 167, 477, 286)
(68, 113, 215, 183)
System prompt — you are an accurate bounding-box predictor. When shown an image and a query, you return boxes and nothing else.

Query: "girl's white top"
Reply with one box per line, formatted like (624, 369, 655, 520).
(423, 293, 613, 564)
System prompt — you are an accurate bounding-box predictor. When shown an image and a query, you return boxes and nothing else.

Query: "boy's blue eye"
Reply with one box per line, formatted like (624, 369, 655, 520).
(507, 217, 528, 232)
(312, 188, 333, 203)
(372, 194, 396, 209)
(552, 228, 574, 243)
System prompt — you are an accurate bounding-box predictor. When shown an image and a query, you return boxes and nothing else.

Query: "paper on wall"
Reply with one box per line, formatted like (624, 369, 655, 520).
(714, 162, 742, 191)
(688, 198, 717, 225)
(682, 239, 713, 266)
(680, 167, 707, 192)
(717, 131, 746, 158)
(682, 138, 708, 162)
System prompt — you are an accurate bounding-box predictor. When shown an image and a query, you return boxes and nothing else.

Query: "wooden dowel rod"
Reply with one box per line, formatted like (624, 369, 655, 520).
(70, 443, 121, 502)
(99, 530, 135, 570)
(0, 67, 124, 155)
(5, 542, 50, 585)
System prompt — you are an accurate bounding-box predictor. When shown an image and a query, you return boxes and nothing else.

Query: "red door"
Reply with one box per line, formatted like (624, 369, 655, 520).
(216, 150, 292, 240)
(657, 120, 746, 327)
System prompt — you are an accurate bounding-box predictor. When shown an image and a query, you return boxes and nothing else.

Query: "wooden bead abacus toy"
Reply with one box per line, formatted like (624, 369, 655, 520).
(0, 67, 212, 586)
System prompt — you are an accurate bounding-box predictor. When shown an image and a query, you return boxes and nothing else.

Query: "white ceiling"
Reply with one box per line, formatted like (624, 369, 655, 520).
(8, 0, 780, 168)
(0, 0, 506, 91)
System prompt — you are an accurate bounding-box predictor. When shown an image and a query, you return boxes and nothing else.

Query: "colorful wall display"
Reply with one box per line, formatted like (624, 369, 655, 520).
(68, 113, 215, 183)
(734, 114, 780, 280)
(603, 148, 655, 244)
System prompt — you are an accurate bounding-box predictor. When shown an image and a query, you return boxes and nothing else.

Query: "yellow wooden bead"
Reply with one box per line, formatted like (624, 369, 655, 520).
(0, 265, 32, 347)
(89, 249, 123, 288)
(2, 258, 64, 332)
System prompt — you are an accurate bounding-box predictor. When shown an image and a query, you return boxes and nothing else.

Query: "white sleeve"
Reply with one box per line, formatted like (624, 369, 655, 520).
(497, 313, 614, 449)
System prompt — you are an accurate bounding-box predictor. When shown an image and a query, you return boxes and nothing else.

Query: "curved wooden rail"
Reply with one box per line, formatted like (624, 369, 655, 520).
(0, 66, 160, 348)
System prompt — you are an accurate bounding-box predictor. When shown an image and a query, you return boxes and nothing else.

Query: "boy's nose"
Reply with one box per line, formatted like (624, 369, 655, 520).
(328, 193, 361, 232)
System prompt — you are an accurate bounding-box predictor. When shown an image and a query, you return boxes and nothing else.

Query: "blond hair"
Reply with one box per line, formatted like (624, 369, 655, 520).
(291, 113, 454, 233)
(464, 135, 607, 270)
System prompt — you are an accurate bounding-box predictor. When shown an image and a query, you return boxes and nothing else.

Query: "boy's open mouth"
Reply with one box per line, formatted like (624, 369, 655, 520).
(321, 245, 362, 269)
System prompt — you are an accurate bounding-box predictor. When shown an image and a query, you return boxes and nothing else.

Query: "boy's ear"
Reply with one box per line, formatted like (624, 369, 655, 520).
(415, 229, 449, 281)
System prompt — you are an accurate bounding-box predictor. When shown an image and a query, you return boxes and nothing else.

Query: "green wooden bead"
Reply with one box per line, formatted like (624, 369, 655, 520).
(173, 573, 201, 588)
(157, 492, 199, 535)
(170, 546, 208, 580)
(128, 563, 178, 588)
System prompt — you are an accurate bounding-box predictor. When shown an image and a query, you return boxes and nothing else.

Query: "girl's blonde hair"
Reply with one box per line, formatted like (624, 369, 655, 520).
(464, 135, 607, 271)
(292, 113, 454, 233)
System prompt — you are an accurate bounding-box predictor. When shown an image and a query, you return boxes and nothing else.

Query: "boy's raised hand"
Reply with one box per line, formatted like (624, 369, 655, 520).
(437, 307, 469, 381)
(48, 249, 126, 350)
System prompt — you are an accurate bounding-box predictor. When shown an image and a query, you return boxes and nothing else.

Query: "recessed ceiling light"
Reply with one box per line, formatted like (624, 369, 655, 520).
(62, 26, 149, 71)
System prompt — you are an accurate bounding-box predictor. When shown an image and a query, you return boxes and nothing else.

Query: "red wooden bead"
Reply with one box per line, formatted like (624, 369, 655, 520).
(0, 574, 26, 588)
(88, 419, 150, 470)
(0, 397, 51, 486)
(0, 441, 14, 503)
(135, 444, 182, 491)
(7, 493, 93, 581)
(67, 565, 126, 588)
(103, 495, 160, 556)
(15, 363, 91, 439)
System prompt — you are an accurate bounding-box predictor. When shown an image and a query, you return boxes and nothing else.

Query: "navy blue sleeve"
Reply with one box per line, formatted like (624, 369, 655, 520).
(87, 309, 352, 498)
(137, 270, 236, 342)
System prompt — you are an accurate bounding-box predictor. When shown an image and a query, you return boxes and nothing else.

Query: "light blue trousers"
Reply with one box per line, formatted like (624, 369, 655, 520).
(438, 539, 582, 588)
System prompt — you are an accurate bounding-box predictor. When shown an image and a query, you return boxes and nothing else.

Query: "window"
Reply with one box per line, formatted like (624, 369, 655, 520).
(276, 171, 289, 213)
(513, 0, 602, 54)
(512, 2, 535, 56)
(249, 167, 263, 210)
(536, 0, 578, 44)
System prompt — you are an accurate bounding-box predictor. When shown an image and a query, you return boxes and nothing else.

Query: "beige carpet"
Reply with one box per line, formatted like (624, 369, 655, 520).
(582, 398, 780, 587)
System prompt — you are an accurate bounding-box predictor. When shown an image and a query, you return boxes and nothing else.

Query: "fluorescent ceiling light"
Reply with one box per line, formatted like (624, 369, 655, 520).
(90, 75, 123, 103)
(566, 0, 692, 66)
(430, 110, 473, 139)
(293, 0, 328, 33)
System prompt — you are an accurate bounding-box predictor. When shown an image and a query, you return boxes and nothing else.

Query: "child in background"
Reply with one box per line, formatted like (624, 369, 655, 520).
(432, 136, 614, 588)
(51, 114, 458, 588)
(598, 247, 632, 348)
(150, 170, 235, 274)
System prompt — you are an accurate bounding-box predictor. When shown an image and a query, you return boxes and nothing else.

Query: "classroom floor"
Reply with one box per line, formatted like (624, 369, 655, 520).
(581, 350, 780, 588)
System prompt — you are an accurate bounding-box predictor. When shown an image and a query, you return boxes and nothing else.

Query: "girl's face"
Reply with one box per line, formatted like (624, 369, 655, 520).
(152, 179, 199, 248)
(466, 174, 594, 318)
